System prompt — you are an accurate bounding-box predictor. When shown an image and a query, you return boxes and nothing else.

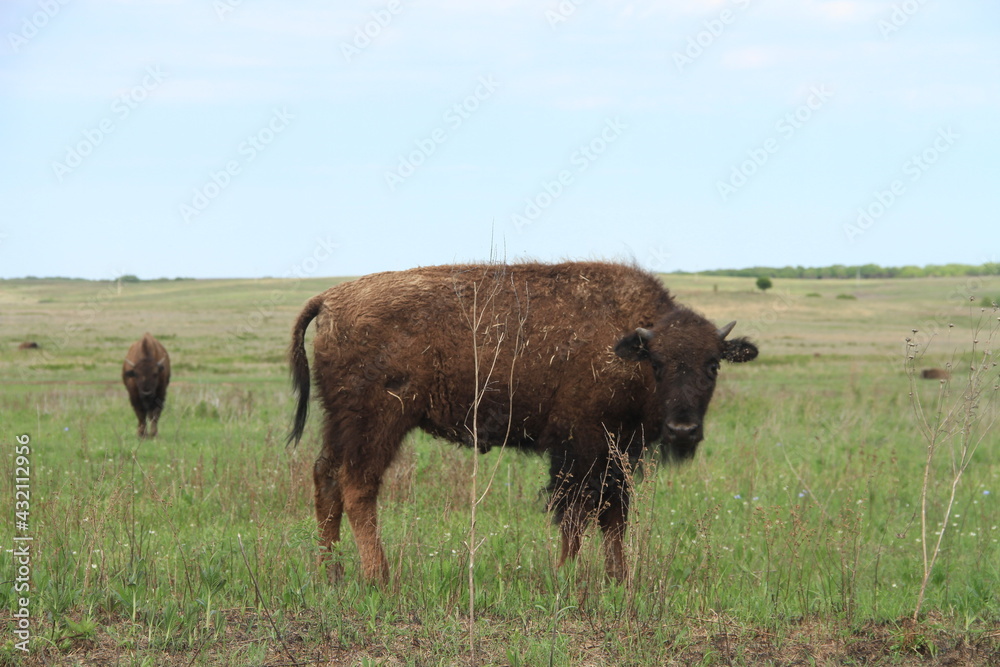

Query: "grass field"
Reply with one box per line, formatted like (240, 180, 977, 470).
(1, 272, 998, 666)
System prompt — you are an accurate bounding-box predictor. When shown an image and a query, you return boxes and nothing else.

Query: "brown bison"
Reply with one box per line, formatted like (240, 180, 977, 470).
(18, 341, 40, 350)
(920, 368, 951, 380)
(288, 262, 758, 583)
(122, 333, 171, 438)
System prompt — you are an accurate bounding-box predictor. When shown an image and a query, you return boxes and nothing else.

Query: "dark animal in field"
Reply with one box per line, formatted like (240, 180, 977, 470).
(18, 341, 39, 350)
(921, 368, 951, 380)
(287, 261, 758, 583)
(122, 333, 171, 438)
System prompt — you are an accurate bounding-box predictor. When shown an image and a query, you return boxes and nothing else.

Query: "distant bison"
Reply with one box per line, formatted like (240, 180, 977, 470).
(288, 262, 758, 583)
(122, 333, 171, 438)
(18, 341, 39, 350)
(921, 368, 951, 380)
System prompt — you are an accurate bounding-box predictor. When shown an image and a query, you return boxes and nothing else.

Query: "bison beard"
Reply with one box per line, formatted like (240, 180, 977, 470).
(287, 261, 758, 583)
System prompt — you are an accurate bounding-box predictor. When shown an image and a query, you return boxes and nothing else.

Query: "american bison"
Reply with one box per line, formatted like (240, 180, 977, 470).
(920, 368, 951, 380)
(287, 262, 758, 583)
(122, 333, 171, 438)
(18, 341, 40, 350)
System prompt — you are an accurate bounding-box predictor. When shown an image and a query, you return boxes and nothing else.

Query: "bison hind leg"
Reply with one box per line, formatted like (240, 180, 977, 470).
(340, 473, 390, 583)
(314, 450, 346, 582)
(316, 411, 408, 584)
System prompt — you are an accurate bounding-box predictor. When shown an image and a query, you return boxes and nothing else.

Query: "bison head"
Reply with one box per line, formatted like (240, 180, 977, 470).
(124, 357, 166, 397)
(614, 309, 757, 459)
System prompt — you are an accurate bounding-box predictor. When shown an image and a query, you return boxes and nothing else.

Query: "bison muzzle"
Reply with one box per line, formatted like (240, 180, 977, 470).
(287, 262, 757, 583)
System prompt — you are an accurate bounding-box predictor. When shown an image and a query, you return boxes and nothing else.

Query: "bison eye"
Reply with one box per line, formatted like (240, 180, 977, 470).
(707, 360, 720, 378)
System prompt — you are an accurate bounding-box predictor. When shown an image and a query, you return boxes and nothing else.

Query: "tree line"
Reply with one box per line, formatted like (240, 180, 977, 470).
(680, 263, 1000, 280)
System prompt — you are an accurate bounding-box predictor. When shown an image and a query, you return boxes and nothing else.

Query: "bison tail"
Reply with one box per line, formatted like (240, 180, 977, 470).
(287, 294, 323, 447)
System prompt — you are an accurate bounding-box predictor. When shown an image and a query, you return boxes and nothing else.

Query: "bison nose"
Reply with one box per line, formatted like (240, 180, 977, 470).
(665, 422, 699, 437)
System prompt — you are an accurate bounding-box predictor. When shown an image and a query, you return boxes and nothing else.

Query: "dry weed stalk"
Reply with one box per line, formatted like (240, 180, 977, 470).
(906, 306, 999, 620)
(454, 266, 528, 661)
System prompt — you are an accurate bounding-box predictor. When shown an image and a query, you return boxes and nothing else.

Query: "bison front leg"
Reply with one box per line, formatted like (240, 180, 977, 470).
(548, 450, 596, 572)
(126, 392, 147, 438)
(147, 407, 161, 438)
(314, 453, 345, 581)
(557, 501, 589, 569)
(598, 492, 629, 583)
(131, 403, 148, 438)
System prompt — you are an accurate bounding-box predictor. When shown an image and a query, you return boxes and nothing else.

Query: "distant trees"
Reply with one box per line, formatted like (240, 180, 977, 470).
(684, 263, 1000, 280)
(756, 276, 773, 292)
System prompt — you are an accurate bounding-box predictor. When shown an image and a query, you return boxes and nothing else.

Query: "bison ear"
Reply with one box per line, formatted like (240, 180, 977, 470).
(614, 327, 654, 362)
(723, 337, 758, 363)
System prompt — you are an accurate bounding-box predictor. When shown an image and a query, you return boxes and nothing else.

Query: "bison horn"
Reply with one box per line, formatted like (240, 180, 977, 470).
(717, 321, 736, 340)
(157, 356, 167, 367)
(124, 358, 135, 367)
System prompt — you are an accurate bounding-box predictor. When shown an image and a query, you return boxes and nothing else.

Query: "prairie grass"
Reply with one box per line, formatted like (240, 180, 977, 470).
(0, 274, 998, 665)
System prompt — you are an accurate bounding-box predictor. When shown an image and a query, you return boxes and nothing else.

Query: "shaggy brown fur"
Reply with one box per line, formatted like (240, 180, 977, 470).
(288, 262, 758, 583)
(18, 341, 39, 350)
(921, 368, 951, 380)
(122, 333, 171, 438)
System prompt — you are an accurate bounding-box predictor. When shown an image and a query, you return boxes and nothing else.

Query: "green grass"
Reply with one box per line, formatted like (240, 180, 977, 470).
(1, 275, 998, 665)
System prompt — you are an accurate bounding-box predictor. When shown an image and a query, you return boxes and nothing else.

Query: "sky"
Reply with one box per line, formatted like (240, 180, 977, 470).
(1, 0, 997, 280)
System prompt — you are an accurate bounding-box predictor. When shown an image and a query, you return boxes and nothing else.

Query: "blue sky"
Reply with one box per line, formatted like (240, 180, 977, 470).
(1, 0, 997, 280)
